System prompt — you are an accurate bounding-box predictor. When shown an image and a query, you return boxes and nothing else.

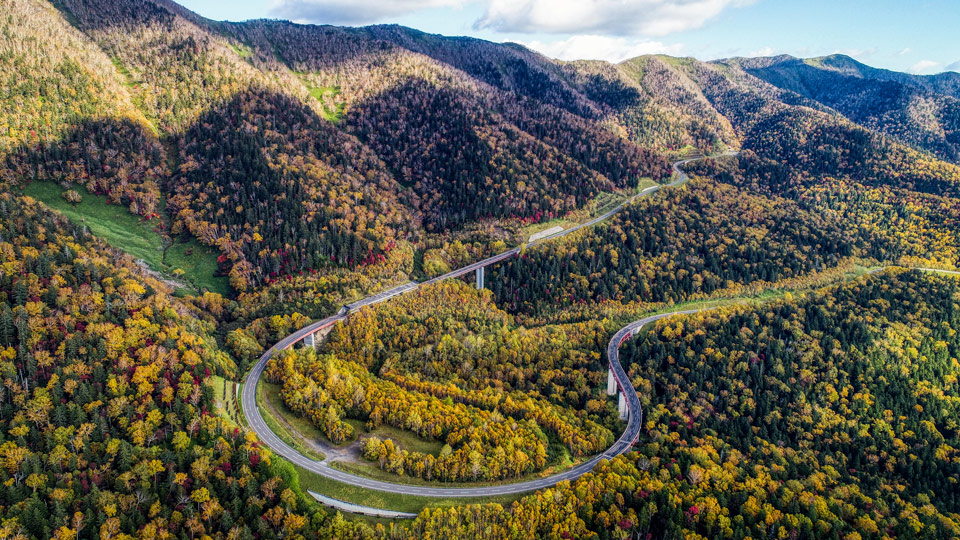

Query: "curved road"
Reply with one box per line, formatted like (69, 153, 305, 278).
(240, 152, 737, 499)
(242, 309, 701, 497)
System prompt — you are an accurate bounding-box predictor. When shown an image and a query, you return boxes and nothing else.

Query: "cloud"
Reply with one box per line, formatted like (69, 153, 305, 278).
(521, 35, 683, 62)
(474, 0, 753, 36)
(748, 46, 775, 57)
(268, 0, 465, 25)
(947, 60, 960, 72)
(897, 47, 912, 56)
(909, 59, 940, 74)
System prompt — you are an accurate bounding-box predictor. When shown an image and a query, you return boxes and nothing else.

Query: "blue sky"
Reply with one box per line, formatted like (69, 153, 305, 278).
(177, 0, 959, 74)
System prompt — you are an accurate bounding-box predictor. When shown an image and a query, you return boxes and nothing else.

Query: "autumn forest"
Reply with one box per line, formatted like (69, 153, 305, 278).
(1, 0, 960, 539)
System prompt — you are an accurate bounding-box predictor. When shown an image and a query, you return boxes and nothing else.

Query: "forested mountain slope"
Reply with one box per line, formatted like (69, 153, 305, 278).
(793, 53, 960, 100)
(50, 0, 419, 292)
(0, 0, 165, 214)
(7, 0, 959, 297)
(8, 0, 677, 293)
(219, 20, 670, 230)
(4, 1, 960, 539)
(742, 54, 960, 162)
(0, 192, 346, 540)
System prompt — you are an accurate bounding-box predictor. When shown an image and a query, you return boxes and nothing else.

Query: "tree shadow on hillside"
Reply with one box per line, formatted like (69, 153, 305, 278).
(4, 117, 166, 214)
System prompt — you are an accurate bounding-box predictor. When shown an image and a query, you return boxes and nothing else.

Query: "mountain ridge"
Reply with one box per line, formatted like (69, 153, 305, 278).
(6, 0, 959, 297)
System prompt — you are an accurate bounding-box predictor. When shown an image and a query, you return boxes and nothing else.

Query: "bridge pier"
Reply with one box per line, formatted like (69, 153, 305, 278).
(607, 369, 617, 396)
(476, 266, 484, 289)
(618, 392, 628, 420)
(303, 332, 316, 348)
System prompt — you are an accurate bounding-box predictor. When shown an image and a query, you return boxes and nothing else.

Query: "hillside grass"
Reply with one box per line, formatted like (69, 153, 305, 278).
(636, 177, 659, 191)
(292, 462, 522, 515)
(110, 57, 136, 87)
(21, 181, 228, 295)
(519, 219, 577, 242)
(299, 75, 345, 122)
(331, 445, 579, 489)
(228, 42, 253, 59)
(209, 375, 244, 425)
(362, 424, 444, 456)
(256, 381, 328, 462)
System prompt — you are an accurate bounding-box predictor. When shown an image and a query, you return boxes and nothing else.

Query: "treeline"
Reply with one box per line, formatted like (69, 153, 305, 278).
(226, 21, 603, 120)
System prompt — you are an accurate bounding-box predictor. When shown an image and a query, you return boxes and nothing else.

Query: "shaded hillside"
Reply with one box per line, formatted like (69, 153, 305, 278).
(221, 19, 672, 230)
(35, 0, 672, 290)
(8, 0, 960, 297)
(743, 55, 960, 162)
(0, 0, 164, 213)
(168, 89, 414, 290)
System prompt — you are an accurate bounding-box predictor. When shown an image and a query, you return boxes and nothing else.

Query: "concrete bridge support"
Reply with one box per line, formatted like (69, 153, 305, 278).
(607, 369, 617, 396)
(303, 332, 316, 348)
(476, 266, 484, 289)
(618, 392, 628, 420)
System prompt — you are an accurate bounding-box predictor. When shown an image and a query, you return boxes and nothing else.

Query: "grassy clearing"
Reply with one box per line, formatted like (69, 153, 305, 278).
(657, 55, 697, 70)
(256, 381, 327, 462)
(362, 424, 444, 455)
(332, 449, 583, 489)
(519, 219, 577, 242)
(23, 182, 163, 263)
(108, 57, 159, 136)
(20, 181, 228, 295)
(590, 191, 629, 217)
(637, 177, 659, 191)
(164, 240, 227, 295)
(292, 462, 522, 515)
(299, 75, 346, 123)
(228, 42, 254, 59)
(110, 57, 136, 87)
(209, 375, 244, 425)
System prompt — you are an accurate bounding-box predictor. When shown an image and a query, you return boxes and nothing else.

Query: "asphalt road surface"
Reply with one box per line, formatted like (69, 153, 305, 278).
(239, 152, 738, 500)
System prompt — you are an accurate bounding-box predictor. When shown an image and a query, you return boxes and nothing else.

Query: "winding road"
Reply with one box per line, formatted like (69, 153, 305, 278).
(239, 152, 736, 502)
